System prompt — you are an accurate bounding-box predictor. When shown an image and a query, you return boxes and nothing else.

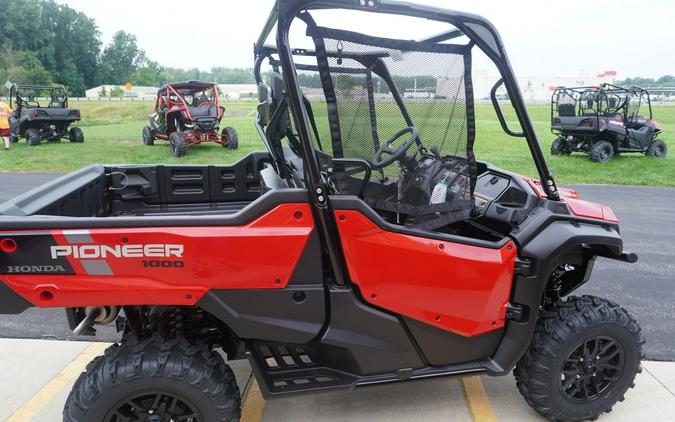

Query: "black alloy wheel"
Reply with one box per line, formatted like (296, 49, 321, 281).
(560, 336, 625, 403)
(105, 391, 202, 422)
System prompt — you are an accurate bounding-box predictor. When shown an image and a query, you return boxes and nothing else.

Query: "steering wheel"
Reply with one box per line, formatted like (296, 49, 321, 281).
(372, 126, 419, 169)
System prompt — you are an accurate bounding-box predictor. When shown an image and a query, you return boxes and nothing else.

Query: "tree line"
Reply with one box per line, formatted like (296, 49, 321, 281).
(0, 0, 255, 96)
(615, 75, 675, 88)
(3, 0, 670, 98)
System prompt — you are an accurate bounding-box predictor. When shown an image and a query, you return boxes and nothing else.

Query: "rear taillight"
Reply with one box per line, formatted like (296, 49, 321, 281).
(588, 119, 594, 128)
(31, 109, 38, 118)
(71, 110, 80, 118)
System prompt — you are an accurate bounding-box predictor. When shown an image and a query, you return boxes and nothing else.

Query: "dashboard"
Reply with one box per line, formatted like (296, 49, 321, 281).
(474, 171, 511, 210)
(473, 168, 535, 229)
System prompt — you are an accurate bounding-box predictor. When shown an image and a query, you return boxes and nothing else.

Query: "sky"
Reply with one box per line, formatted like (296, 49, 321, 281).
(59, 0, 674, 79)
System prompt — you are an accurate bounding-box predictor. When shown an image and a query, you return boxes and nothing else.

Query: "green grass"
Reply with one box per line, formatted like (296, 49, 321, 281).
(1, 100, 673, 187)
(474, 103, 675, 186)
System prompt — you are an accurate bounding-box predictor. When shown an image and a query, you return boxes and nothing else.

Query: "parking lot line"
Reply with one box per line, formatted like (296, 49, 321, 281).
(240, 376, 266, 422)
(461, 376, 497, 422)
(5, 342, 109, 422)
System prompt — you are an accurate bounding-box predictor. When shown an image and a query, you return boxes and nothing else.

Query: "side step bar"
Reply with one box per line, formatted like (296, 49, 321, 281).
(247, 342, 487, 399)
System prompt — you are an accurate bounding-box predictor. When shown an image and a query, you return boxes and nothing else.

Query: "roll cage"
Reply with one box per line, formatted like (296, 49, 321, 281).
(255, 0, 560, 200)
(254, 0, 563, 285)
(10, 84, 70, 114)
(154, 81, 222, 122)
(551, 83, 654, 136)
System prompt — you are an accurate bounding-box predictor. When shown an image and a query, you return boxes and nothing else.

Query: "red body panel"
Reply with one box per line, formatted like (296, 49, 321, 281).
(0, 204, 313, 308)
(335, 210, 517, 337)
(522, 176, 618, 222)
(562, 197, 619, 222)
(523, 176, 579, 199)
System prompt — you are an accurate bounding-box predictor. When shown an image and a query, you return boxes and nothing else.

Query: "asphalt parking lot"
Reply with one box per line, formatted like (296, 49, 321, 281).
(0, 174, 673, 360)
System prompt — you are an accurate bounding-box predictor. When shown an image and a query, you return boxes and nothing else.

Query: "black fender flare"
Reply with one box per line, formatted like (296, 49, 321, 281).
(521, 220, 622, 276)
(488, 220, 623, 375)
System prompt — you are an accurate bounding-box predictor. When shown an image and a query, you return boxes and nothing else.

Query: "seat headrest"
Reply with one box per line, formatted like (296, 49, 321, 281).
(258, 83, 270, 103)
(558, 103, 575, 117)
(257, 82, 270, 126)
(271, 72, 284, 104)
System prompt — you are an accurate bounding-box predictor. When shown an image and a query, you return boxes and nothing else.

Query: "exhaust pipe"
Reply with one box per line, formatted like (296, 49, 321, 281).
(73, 306, 119, 335)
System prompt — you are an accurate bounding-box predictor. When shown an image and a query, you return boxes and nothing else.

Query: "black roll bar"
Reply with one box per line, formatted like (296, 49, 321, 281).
(258, 0, 561, 201)
(257, 0, 565, 286)
(490, 79, 524, 138)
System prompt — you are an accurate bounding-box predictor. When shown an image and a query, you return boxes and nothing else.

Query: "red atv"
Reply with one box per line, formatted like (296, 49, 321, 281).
(143, 81, 239, 157)
(0, 1, 642, 421)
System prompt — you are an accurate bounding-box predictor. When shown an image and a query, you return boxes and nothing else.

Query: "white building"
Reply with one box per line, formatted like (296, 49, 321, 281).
(218, 84, 258, 100)
(469, 70, 618, 102)
(84, 85, 158, 100)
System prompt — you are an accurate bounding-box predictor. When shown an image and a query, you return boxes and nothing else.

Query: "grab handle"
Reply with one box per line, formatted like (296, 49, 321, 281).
(491, 78, 525, 138)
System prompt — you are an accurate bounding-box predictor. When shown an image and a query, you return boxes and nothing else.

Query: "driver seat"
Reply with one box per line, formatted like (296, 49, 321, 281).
(193, 94, 209, 107)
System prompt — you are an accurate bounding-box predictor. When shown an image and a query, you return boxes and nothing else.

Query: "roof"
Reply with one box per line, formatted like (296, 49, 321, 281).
(13, 84, 67, 94)
(159, 81, 217, 93)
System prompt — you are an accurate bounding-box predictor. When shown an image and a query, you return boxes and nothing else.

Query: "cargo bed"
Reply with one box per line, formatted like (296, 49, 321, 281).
(0, 152, 274, 220)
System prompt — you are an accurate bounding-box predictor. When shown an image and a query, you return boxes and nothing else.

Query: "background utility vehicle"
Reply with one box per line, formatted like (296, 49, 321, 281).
(143, 81, 239, 157)
(0, 1, 642, 421)
(9, 84, 84, 146)
(551, 84, 666, 162)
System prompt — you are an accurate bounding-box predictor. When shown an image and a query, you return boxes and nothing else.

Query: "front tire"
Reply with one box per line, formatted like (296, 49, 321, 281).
(63, 336, 241, 422)
(515, 295, 643, 421)
(551, 137, 571, 155)
(69, 127, 84, 143)
(646, 139, 667, 158)
(221, 127, 239, 149)
(25, 128, 42, 146)
(590, 141, 614, 162)
(142, 126, 154, 146)
(169, 132, 186, 157)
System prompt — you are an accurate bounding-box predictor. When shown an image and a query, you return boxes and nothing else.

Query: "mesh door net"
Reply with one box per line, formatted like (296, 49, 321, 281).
(305, 21, 477, 230)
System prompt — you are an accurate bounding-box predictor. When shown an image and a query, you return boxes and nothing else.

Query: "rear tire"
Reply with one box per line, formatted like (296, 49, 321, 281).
(69, 127, 84, 143)
(646, 139, 667, 158)
(590, 141, 614, 162)
(25, 128, 42, 146)
(514, 295, 643, 422)
(169, 132, 186, 157)
(222, 127, 239, 149)
(142, 126, 154, 146)
(63, 335, 241, 422)
(551, 137, 571, 155)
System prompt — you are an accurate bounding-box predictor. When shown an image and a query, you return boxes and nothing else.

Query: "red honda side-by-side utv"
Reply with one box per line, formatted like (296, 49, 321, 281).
(143, 81, 239, 157)
(0, 1, 642, 421)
